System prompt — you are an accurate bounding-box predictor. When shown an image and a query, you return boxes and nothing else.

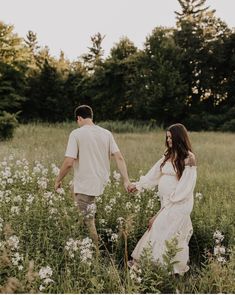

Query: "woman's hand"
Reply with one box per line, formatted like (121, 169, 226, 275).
(127, 183, 138, 193)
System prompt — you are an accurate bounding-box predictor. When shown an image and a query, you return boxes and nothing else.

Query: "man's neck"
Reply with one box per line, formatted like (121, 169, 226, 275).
(81, 118, 94, 126)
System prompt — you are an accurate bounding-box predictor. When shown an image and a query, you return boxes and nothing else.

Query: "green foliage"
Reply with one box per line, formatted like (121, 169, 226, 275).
(1, 4, 235, 128)
(132, 238, 182, 293)
(0, 112, 18, 140)
(220, 119, 235, 132)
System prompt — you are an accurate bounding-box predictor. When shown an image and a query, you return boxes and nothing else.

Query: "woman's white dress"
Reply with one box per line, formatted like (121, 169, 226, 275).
(131, 158, 197, 274)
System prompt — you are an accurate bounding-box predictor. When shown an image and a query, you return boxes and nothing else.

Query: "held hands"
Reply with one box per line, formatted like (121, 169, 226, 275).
(123, 180, 138, 193)
(127, 183, 138, 193)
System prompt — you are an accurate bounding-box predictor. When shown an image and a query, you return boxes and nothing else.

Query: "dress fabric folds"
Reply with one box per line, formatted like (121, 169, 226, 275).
(132, 158, 197, 274)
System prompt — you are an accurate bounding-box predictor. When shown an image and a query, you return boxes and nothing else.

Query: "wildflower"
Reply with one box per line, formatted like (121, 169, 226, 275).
(99, 218, 107, 226)
(11, 252, 23, 266)
(44, 278, 54, 284)
(79, 237, 94, 265)
(51, 164, 60, 176)
(129, 268, 142, 283)
(195, 192, 203, 200)
(42, 168, 48, 176)
(39, 266, 53, 280)
(125, 202, 132, 210)
(113, 170, 121, 182)
(26, 194, 34, 204)
(11, 206, 20, 215)
(217, 256, 226, 264)
(104, 205, 112, 213)
(214, 245, 226, 256)
(110, 233, 118, 242)
(37, 177, 48, 190)
(13, 195, 22, 203)
(213, 230, 224, 243)
(33, 166, 41, 174)
(65, 238, 80, 258)
(86, 203, 96, 218)
(39, 285, 45, 291)
(117, 217, 125, 226)
(7, 235, 19, 250)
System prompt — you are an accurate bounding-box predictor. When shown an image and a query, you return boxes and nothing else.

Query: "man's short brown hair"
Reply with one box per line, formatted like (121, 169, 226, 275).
(74, 105, 93, 120)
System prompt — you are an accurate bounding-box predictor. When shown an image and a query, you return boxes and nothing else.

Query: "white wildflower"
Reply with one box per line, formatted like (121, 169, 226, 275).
(195, 192, 203, 200)
(217, 256, 226, 264)
(11, 252, 23, 266)
(27, 194, 35, 204)
(86, 203, 96, 218)
(117, 217, 125, 226)
(39, 266, 53, 280)
(7, 178, 13, 184)
(125, 202, 132, 210)
(113, 170, 121, 182)
(99, 218, 107, 226)
(214, 245, 226, 256)
(51, 164, 60, 176)
(110, 233, 118, 242)
(7, 235, 19, 250)
(37, 177, 48, 190)
(213, 230, 224, 243)
(104, 205, 112, 213)
(39, 285, 45, 291)
(11, 206, 20, 215)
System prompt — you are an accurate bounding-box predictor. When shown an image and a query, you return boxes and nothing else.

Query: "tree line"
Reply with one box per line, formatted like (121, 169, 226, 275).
(1, 0, 235, 131)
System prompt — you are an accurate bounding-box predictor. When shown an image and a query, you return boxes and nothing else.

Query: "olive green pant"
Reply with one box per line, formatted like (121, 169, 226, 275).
(74, 193, 99, 249)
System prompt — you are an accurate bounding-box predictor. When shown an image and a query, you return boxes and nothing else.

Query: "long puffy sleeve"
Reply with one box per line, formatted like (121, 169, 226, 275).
(135, 157, 164, 191)
(169, 166, 197, 203)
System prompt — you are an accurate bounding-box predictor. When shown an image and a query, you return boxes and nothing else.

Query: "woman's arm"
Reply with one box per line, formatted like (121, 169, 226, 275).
(135, 157, 164, 191)
(169, 153, 197, 204)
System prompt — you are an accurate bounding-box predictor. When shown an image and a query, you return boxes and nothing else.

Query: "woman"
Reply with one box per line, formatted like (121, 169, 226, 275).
(129, 123, 197, 274)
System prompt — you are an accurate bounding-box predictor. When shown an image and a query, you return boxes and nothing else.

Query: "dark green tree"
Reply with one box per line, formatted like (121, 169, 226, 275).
(136, 27, 188, 126)
(0, 21, 30, 113)
(174, 0, 231, 114)
(81, 32, 105, 73)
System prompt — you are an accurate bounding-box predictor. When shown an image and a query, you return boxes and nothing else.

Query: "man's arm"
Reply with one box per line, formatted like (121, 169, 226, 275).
(112, 151, 131, 191)
(55, 157, 75, 190)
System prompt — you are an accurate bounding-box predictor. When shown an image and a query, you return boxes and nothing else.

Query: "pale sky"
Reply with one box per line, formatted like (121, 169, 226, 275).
(1, 0, 235, 61)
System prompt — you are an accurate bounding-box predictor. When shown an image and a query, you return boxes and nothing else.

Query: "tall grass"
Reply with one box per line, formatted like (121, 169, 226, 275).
(0, 122, 234, 293)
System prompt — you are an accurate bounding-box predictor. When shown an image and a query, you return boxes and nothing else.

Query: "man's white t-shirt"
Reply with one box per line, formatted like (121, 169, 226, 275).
(65, 125, 120, 196)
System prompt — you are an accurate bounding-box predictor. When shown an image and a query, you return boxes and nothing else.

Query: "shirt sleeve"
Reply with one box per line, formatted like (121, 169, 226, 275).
(65, 132, 79, 159)
(110, 133, 120, 155)
(169, 166, 197, 203)
(135, 157, 164, 191)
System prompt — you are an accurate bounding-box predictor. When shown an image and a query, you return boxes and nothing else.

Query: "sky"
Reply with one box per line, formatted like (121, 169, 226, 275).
(1, 0, 235, 61)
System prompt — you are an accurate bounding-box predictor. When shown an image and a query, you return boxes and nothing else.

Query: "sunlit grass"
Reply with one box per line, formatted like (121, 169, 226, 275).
(0, 123, 234, 293)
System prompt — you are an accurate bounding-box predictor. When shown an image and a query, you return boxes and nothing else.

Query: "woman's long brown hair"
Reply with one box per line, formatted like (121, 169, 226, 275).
(160, 123, 192, 179)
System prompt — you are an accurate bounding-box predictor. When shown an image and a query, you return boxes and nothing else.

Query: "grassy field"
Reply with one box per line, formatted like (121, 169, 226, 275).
(0, 123, 234, 293)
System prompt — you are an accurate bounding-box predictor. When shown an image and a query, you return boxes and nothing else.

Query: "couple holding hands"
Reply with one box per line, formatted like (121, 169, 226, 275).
(55, 105, 197, 275)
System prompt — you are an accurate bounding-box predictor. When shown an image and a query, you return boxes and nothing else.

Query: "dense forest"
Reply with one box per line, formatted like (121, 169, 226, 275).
(1, 0, 235, 131)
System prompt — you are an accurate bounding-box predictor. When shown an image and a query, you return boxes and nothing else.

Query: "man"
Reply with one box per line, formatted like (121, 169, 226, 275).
(55, 105, 131, 249)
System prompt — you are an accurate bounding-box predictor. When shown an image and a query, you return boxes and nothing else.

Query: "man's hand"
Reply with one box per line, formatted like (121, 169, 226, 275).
(123, 180, 132, 192)
(54, 179, 62, 191)
(54, 157, 74, 192)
